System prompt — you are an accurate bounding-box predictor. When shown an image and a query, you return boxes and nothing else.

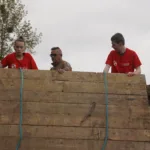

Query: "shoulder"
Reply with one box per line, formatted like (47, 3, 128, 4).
(62, 60, 72, 71)
(24, 52, 32, 56)
(63, 60, 71, 66)
(126, 48, 138, 56)
(24, 52, 33, 58)
(3, 52, 15, 60)
(6, 52, 15, 58)
(108, 50, 116, 56)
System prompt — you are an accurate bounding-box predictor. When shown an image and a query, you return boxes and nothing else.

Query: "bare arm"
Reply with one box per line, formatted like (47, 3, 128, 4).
(134, 66, 141, 74)
(127, 66, 141, 76)
(103, 64, 111, 73)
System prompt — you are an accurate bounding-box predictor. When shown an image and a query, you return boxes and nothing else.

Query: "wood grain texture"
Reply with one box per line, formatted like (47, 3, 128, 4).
(0, 79, 147, 95)
(63, 82, 147, 95)
(0, 125, 150, 141)
(0, 69, 146, 84)
(0, 90, 148, 106)
(0, 112, 150, 129)
(0, 69, 149, 149)
(0, 101, 149, 116)
(0, 137, 147, 150)
(0, 101, 150, 129)
(0, 79, 63, 91)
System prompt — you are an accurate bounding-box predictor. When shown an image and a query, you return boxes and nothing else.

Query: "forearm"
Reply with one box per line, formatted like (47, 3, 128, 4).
(103, 64, 110, 73)
(134, 66, 141, 74)
(64, 67, 72, 71)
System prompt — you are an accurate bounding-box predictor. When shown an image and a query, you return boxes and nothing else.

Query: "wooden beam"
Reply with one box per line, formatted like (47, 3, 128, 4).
(0, 69, 146, 84)
(0, 112, 150, 129)
(0, 91, 148, 106)
(0, 79, 147, 94)
(63, 82, 147, 95)
(52, 71, 146, 84)
(0, 79, 63, 91)
(0, 137, 146, 150)
(0, 101, 149, 116)
(0, 125, 150, 141)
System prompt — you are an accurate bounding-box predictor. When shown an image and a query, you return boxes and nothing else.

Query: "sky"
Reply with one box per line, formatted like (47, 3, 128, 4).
(22, 0, 150, 84)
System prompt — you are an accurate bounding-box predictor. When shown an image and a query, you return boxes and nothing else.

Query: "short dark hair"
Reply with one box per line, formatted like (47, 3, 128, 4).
(15, 36, 25, 45)
(111, 33, 125, 45)
(51, 47, 60, 51)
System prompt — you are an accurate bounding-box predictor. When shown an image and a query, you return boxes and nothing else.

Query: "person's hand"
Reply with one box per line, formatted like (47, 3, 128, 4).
(57, 69, 65, 74)
(127, 72, 136, 77)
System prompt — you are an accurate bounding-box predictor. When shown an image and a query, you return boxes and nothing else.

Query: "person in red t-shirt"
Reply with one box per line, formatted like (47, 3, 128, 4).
(0, 36, 38, 70)
(103, 33, 142, 76)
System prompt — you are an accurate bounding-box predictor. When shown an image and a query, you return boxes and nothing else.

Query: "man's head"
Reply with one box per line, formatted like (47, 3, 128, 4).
(50, 47, 62, 64)
(14, 36, 25, 56)
(111, 33, 125, 53)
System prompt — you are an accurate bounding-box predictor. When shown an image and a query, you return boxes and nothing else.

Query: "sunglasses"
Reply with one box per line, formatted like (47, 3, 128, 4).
(50, 54, 62, 57)
(50, 54, 57, 57)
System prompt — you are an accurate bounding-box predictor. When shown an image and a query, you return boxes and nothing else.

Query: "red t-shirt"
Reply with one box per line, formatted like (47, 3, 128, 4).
(105, 48, 142, 73)
(1, 52, 38, 69)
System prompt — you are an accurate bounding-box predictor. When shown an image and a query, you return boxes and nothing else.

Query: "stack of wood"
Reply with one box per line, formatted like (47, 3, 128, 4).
(147, 85, 150, 105)
(0, 69, 150, 150)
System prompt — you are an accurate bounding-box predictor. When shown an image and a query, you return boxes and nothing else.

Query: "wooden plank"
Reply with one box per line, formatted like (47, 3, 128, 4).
(1, 101, 149, 116)
(0, 79, 63, 91)
(52, 71, 146, 84)
(146, 85, 150, 105)
(0, 79, 147, 94)
(0, 68, 52, 79)
(0, 101, 149, 129)
(147, 85, 150, 95)
(0, 137, 146, 150)
(1, 112, 150, 129)
(145, 142, 150, 150)
(63, 82, 147, 95)
(0, 101, 129, 115)
(0, 69, 146, 84)
(0, 90, 148, 106)
(0, 125, 150, 141)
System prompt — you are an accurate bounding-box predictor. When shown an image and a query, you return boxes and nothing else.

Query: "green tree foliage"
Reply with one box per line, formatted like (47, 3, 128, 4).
(0, 0, 42, 59)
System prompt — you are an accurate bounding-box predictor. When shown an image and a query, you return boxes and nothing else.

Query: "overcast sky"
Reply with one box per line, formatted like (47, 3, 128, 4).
(22, 0, 150, 84)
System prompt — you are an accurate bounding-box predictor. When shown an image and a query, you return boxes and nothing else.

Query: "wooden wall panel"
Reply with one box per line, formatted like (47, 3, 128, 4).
(0, 125, 150, 141)
(0, 69, 149, 150)
(0, 91, 148, 106)
(0, 137, 146, 150)
(0, 112, 150, 129)
(0, 69, 146, 84)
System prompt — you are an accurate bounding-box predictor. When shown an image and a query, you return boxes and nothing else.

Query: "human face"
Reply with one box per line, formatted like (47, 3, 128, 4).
(14, 41, 25, 56)
(111, 41, 123, 53)
(50, 49, 62, 63)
